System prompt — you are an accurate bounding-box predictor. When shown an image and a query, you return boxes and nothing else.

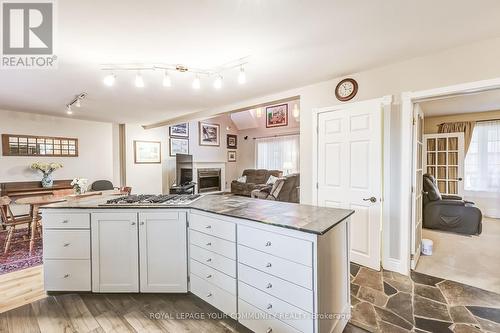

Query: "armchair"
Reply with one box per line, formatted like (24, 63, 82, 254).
(422, 174, 482, 235)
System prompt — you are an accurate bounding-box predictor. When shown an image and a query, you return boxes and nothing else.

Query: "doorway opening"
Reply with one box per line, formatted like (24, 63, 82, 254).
(408, 86, 500, 293)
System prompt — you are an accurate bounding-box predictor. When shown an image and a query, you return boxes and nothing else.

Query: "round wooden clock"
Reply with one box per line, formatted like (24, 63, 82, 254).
(335, 78, 358, 101)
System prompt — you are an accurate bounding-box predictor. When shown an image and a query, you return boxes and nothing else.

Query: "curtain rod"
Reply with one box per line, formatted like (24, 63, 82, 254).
(439, 118, 500, 125)
(252, 132, 299, 140)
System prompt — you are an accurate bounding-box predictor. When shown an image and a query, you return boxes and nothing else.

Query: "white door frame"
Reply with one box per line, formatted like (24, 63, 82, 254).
(312, 95, 393, 269)
(400, 77, 500, 274)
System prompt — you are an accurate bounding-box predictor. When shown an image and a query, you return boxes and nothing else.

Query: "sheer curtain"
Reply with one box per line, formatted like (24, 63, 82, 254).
(464, 120, 500, 217)
(255, 135, 300, 173)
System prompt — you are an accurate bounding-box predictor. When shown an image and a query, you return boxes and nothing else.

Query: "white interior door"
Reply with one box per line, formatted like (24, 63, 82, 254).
(317, 103, 382, 270)
(411, 105, 424, 269)
(423, 133, 465, 196)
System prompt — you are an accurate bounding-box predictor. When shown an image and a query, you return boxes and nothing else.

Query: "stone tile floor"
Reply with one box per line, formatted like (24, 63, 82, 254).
(350, 263, 500, 333)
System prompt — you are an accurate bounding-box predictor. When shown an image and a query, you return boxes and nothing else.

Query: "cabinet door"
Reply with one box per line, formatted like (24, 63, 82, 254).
(139, 211, 187, 292)
(91, 212, 139, 292)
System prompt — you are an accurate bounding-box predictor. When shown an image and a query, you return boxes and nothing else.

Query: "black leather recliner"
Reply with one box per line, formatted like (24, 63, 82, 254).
(422, 174, 482, 235)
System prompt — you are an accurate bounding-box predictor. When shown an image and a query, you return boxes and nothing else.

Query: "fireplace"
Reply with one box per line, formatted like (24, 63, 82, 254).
(197, 168, 221, 193)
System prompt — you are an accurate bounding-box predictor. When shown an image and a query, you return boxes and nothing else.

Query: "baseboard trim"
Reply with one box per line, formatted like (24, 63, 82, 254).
(383, 257, 408, 276)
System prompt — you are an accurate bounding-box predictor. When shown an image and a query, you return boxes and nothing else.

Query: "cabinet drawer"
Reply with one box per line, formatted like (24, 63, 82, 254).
(238, 245, 312, 290)
(190, 274, 236, 316)
(190, 258, 236, 295)
(239, 281, 313, 333)
(238, 299, 301, 333)
(43, 230, 90, 259)
(238, 263, 313, 313)
(189, 229, 235, 260)
(44, 259, 91, 291)
(42, 213, 90, 229)
(238, 225, 312, 267)
(190, 244, 236, 278)
(189, 213, 235, 241)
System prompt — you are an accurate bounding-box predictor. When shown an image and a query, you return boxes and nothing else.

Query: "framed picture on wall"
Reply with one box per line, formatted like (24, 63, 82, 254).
(228, 150, 237, 162)
(134, 140, 161, 164)
(227, 134, 237, 149)
(199, 122, 220, 146)
(169, 138, 189, 156)
(169, 123, 189, 137)
(266, 104, 288, 128)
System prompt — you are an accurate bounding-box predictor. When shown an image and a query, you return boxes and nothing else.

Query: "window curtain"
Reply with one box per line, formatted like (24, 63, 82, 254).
(464, 120, 500, 218)
(255, 135, 300, 173)
(438, 121, 476, 154)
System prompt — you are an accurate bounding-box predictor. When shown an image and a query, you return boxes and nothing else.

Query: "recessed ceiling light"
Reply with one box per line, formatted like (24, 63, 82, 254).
(192, 75, 201, 90)
(135, 72, 145, 88)
(238, 66, 246, 84)
(103, 73, 116, 86)
(214, 75, 223, 90)
(163, 71, 172, 88)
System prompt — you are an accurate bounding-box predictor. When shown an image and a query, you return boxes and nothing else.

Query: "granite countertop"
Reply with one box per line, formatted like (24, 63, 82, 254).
(41, 194, 354, 235)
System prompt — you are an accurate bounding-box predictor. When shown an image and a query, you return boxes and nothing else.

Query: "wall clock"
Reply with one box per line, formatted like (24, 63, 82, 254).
(335, 78, 358, 101)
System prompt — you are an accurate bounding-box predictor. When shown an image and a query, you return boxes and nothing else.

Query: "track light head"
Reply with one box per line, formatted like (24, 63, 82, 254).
(66, 105, 73, 115)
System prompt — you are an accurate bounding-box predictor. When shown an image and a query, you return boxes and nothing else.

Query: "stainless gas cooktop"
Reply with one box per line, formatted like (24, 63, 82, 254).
(99, 194, 202, 206)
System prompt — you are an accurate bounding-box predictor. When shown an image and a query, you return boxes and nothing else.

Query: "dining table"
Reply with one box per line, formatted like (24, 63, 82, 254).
(15, 195, 67, 254)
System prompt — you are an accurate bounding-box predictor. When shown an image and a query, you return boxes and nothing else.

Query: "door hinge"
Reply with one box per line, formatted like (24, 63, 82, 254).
(316, 126, 319, 134)
(411, 186, 415, 193)
(410, 254, 415, 260)
(187, 275, 190, 283)
(316, 182, 319, 189)
(413, 117, 416, 125)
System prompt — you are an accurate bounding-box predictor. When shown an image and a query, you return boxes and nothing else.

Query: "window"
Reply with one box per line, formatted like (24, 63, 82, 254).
(255, 134, 299, 172)
(2, 134, 79, 157)
(464, 120, 500, 192)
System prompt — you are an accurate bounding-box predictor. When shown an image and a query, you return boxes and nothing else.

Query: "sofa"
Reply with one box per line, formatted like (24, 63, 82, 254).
(422, 174, 482, 235)
(251, 173, 300, 203)
(231, 169, 282, 197)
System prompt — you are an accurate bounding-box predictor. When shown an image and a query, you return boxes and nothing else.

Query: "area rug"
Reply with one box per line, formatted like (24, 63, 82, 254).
(0, 228, 42, 275)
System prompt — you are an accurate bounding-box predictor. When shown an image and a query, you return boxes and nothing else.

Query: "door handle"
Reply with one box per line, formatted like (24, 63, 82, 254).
(363, 197, 377, 203)
(458, 178, 463, 181)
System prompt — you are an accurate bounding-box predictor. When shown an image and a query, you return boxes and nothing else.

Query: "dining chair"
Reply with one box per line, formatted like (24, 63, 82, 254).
(0, 196, 41, 254)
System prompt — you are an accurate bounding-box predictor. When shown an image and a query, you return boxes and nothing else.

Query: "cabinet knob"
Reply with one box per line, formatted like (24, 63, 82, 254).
(63, 274, 70, 278)
(267, 304, 273, 310)
(266, 283, 272, 289)
(131, 222, 136, 225)
(61, 220, 68, 224)
(63, 242, 71, 247)
(206, 258, 212, 262)
(205, 225, 212, 229)
(266, 328, 273, 333)
(140, 221, 145, 225)
(206, 292, 213, 297)
(206, 274, 212, 279)
(266, 263, 272, 268)
(206, 242, 212, 246)
(265, 241, 272, 247)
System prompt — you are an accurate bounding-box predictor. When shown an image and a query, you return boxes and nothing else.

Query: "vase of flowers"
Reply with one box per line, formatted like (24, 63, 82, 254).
(71, 178, 88, 195)
(30, 162, 63, 188)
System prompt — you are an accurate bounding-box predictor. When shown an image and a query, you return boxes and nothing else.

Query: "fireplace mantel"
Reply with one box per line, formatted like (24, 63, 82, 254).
(192, 162, 226, 193)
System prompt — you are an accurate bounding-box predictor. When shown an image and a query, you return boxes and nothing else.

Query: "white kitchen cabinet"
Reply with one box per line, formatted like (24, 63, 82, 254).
(139, 211, 187, 292)
(91, 212, 139, 292)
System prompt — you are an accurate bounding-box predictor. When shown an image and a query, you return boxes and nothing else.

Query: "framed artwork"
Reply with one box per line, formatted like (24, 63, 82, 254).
(227, 134, 237, 149)
(170, 123, 189, 137)
(266, 104, 288, 128)
(199, 122, 220, 146)
(228, 150, 237, 162)
(134, 140, 161, 164)
(169, 138, 189, 156)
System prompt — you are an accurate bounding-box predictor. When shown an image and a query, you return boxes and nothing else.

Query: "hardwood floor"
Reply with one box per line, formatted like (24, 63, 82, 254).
(0, 266, 366, 332)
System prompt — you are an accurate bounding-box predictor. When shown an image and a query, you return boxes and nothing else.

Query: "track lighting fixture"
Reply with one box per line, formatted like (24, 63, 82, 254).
(103, 73, 116, 86)
(135, 72, 145, 88)
(192, 75, 201, 90)
(163, 71, 172, 87)
(65, 92, 87, 115)
(66, 105, 73, 115)
(75, 99, 81, 108)
(214, 75, 223, 90)
(238, 66, 246, 84)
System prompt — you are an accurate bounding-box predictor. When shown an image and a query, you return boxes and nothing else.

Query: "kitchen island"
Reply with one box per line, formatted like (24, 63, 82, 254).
(41, 194, 354, 333)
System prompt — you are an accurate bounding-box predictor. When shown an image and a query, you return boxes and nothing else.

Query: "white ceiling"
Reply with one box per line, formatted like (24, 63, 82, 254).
(2, 0, 500, 124)
(419, 89, 500, 117)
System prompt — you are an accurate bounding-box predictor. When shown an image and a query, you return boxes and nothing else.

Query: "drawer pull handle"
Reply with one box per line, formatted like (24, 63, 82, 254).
(206, 274, 212, 279)
(266, 263, 272, 268)
(206, 242, 212, 246)
(266, 283, 272, 289)
(63, 274, 70, 278)
(205, 225, 212, 229)
(267, 304, 273, 310)
(131, 222, 136, 226)
(206, 258, 212, 262)
(266, 328, 273, 333)
(63, 243, 71, 247)
(265, 241, 272, 247)
(140, 221, 145, 225)
(61, 220, 69, 224)
(206, 292, 212, 297)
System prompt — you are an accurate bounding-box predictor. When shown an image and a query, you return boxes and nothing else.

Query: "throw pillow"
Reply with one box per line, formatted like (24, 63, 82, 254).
(237, 175, 247, 183)
(266, 175, 279, 185)
(270, 178, 286, 199)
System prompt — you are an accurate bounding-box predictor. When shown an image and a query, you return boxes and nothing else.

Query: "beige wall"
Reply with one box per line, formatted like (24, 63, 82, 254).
(0, 109, 114, 186)
(424, 110, 500, 134)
